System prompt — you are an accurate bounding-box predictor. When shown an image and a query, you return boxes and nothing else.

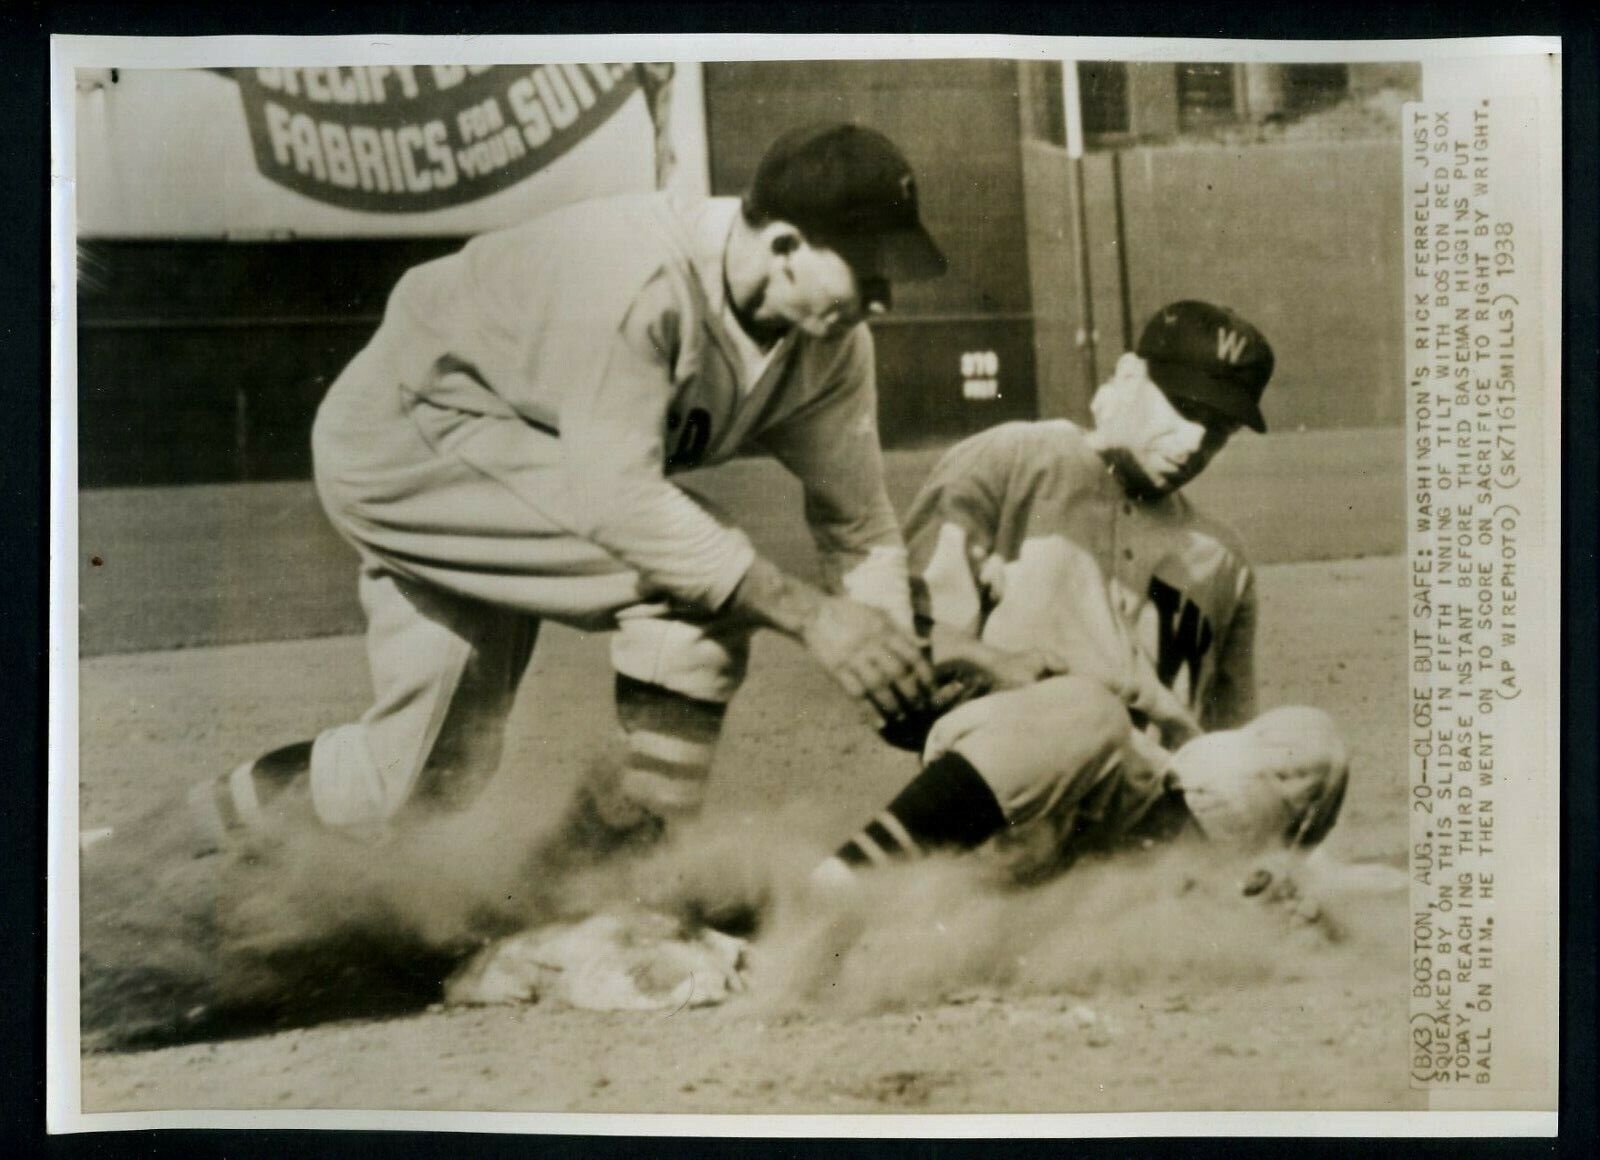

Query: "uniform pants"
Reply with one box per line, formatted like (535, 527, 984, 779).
(303, 369, 752, 832)
(920, 676, 1163, 871)
(920, 676, 1344, 869)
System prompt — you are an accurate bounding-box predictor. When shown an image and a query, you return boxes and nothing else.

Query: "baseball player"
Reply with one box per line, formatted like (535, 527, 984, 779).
(192, 123, 947, 858)
(810, 302, 1349, 891)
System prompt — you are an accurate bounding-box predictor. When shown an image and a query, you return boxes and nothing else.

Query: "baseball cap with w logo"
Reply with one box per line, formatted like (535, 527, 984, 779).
(1136, 300, 1275, 433)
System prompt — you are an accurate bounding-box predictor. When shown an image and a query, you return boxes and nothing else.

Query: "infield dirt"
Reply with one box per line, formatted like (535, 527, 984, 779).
(76, 552, 1416, 1115)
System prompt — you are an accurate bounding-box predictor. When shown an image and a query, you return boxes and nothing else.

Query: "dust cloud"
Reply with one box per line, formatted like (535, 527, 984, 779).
(79, 790, 1405, 1050)
(649, 819, 1409, 1016)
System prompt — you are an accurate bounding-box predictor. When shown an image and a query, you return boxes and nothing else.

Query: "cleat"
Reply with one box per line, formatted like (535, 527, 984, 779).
(526, 783, 666, 878)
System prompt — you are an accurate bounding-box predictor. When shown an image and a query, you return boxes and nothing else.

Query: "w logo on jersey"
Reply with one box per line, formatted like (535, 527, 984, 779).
(1148, 576, 1214, 696)
(1216, 328, 1249, 364)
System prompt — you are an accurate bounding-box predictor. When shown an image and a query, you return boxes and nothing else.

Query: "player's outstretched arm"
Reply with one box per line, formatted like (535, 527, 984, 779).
(726, 555, 934, 720)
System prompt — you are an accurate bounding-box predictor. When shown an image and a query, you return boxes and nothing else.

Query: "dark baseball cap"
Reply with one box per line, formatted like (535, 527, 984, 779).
(747, 122, 947, 283)
(1136, 301, 1275, 433)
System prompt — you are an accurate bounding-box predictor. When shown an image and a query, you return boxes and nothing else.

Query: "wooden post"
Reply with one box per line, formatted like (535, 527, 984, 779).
(1061, 59, 1099, 390)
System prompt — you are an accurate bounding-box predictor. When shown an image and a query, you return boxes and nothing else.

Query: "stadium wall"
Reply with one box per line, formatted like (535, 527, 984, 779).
(74, 62, 1404, 488)
(1022, 139, 1404, 430)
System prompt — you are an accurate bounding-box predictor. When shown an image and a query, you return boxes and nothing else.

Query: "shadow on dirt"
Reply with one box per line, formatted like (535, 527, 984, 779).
(84, 912, 483, 1053)
(77, 804, 771, 1053)
(77, 810, 504, 1054)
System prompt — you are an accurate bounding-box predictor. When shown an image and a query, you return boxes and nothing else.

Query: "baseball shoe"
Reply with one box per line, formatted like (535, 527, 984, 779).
(188, 740, 316, 858)
(525, 783, 667, 878)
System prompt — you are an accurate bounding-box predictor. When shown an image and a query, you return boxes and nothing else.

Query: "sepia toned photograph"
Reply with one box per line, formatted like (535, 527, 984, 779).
(49, 35, 1562, 1133)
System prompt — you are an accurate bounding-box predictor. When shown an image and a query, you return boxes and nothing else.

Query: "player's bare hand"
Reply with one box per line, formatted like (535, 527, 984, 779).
(801, 597, 935, 718)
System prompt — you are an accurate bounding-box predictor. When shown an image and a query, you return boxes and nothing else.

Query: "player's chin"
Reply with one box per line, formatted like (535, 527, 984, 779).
(799, 306, 863, 339)
(1115, 453, 1180, 500)
(1135, 468, 1184, 498)
(804, 318, 854, 340)
(1154, 459, 1206, 494)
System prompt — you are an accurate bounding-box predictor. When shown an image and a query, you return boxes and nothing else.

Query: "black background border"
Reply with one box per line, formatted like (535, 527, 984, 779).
(4, 2, 1593, 1157)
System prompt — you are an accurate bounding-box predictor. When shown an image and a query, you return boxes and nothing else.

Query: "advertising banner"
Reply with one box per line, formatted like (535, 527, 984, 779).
(75, 63, 680, 237)
(229, 64, 649, 213)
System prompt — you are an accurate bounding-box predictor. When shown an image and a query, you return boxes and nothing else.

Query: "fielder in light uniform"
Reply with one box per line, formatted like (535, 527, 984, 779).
(813, 302, 1348, 888)
(194, 124, 947, 852)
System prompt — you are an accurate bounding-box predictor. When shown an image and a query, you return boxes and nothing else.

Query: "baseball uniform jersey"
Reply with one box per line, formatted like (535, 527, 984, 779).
(314, 189, 911, 626)
(904, 418, 1261, 877)
(908, 418, 1256, 737)
(304, 190, 912, 829)
(819, 333, 1347, 889)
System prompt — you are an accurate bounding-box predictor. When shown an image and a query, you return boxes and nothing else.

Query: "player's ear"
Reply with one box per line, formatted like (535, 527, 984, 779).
(766, 223, 803, 258)
(758, 222, 804, 284)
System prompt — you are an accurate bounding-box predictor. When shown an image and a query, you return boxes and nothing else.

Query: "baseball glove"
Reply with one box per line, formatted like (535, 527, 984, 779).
(877, 657, 996, 752)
